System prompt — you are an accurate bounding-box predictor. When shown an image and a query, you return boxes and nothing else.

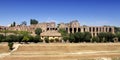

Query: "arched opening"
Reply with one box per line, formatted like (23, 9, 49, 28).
(96, 27, 98, 32)
(66, 28, 68, 32)
(84, 28, 85, 32)
(106, 28, 107, 32)
(74, 28, 76, 33)
(109, 28, 112, 32)
(89, 27, 91, 32)
(47, 28, 49, 31)
(78, 28, 81, 32)
(70, 28, 72, 33)
(93, 27, 95, 32)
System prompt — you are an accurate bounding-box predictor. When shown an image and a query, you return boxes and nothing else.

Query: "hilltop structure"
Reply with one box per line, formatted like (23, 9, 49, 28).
(0, 20, 115, 40)
(59, 20, 114, 37)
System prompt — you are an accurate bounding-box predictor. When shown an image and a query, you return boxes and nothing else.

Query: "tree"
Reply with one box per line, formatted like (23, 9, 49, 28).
(106, 32, 115, 42)
(21, 21, 27, 25)
(58, 28, 68, 36)
(98, 32, 115, 42)
(114, 27, 120, 33)
(35, 28, 42, 35)
(10, 24, 13, 27)
(44, 37, 49, 43)
(92, 36, 100, 43)
(69, 33, 75, 43)
(83, 32, 92, 42)
(74, 32, 84, 42)
(34, 35, 40, 43)
(57, 24, 60, 28)
(50, 39, 54, 43)
(22, 36, 29, 43)
(28, 35, 34, 42)
(6, 35, 17, 42)
(116, 32, 120, 42)
(19, 31, 30, 36)
(55, 38, 59, 42)
(8, 42, 14, 50)
(98, 32, 107, 42)
(58, 28, 69, 42)
(30, 19, 38, 25)
(6, 36, 11, 42)
(10, 21, 16, 27)
(13, 21, 16, 26)
(0, 34, 4, 42)
(63, 36, 69, 42)
(17, 35, 24, 43)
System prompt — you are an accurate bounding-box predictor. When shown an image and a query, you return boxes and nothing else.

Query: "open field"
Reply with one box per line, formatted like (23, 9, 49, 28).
(1, 43, 120, 60)
(0, 43, 9, 53)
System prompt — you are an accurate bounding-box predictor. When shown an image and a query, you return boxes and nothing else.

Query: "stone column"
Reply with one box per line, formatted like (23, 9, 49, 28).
(87, 27, 89, 32)
(76, 27, 78, 32)
(91, 27, 93, 33)
(91, 32, 93, 37)
(95, 27, 97, 36)
(95, 27, 96, 32)
(107, 27, 109, 32)
(101, 27, 103, 32)
(112, 27, 115, 34)
(98, 27, 100, 33)
(104, 27, 106, 32)
(83, 27, 85, 32)
(72, 28, 74, 33)
(68, 27, 70, 33)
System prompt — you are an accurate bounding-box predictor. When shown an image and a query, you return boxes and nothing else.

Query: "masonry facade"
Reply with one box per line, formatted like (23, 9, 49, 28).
(59, 20, 114, 37)
(0, 20, 115, 37)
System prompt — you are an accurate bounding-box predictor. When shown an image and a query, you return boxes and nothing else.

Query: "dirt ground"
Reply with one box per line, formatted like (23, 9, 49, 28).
(1, 43, 120, 60)
(0, 43, 9, 53)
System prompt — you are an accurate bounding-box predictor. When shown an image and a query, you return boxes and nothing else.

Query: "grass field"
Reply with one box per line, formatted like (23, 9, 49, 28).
(1, 43, 120, 60)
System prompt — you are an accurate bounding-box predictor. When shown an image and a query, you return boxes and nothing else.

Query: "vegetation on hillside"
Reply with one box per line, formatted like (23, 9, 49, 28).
(0, 21, 120, 43)
(35, 28, 42, 35)
(30, 19, 38, 25)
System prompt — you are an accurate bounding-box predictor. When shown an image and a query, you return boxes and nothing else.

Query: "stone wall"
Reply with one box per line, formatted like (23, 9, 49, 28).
(0, 20, 115, 37)
(58, 20, 114, 37)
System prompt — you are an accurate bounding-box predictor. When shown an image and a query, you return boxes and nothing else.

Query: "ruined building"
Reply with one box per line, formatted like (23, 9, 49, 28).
(59, 20, 114, 37)
(0, 20, 115, 38)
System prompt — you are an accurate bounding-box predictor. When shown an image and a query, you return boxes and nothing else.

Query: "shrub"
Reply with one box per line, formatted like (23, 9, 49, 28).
(55, 38, 59, 42)
(92, 36, 100, 43)
(50, 39, 54, 43)
(8, 42, 14, 50)
(34, 35, 40, 43)
(44, 37, 49, 43)
(39, 39, 43, 42)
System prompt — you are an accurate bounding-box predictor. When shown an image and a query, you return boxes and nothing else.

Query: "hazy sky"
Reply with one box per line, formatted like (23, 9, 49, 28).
(0, 0, 120, 26)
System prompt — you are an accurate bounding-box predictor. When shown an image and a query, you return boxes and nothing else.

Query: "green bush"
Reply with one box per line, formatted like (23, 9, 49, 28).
(8, 42, 14, 50)
(44, 37, 49, 43)
(34, 35, 40, 43)
(50, 39, 54, 43)
(55, 38, 59, 42)
(39, 39, 43, 42)
(92, 36, 100, 43)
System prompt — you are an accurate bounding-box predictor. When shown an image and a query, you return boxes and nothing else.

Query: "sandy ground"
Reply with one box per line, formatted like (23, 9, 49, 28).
(0, 43, 120, 60)
(0, 43, 20, 58)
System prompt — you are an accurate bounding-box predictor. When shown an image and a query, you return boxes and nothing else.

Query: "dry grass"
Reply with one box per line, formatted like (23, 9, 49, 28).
(0, 43, 9, 53)
(15, 43, 120, 53)
(1, 53, 120, 60)
(1, 43, 120, 60)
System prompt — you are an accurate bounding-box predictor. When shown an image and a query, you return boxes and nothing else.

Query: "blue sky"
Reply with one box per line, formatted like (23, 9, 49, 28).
(0, 0, 120, 26)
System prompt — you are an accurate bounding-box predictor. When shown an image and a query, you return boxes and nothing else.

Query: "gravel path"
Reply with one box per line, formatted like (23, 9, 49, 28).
(0, 44, 20, 58)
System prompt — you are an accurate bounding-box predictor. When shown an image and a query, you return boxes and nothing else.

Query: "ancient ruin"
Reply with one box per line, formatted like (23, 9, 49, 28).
(0, 20, 115, 39)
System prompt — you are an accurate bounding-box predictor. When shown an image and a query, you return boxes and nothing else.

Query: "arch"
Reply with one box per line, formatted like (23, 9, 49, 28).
(74, 28, 76, 33)
(78, 28, 81, 32)
(69, 28, 72, 33)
